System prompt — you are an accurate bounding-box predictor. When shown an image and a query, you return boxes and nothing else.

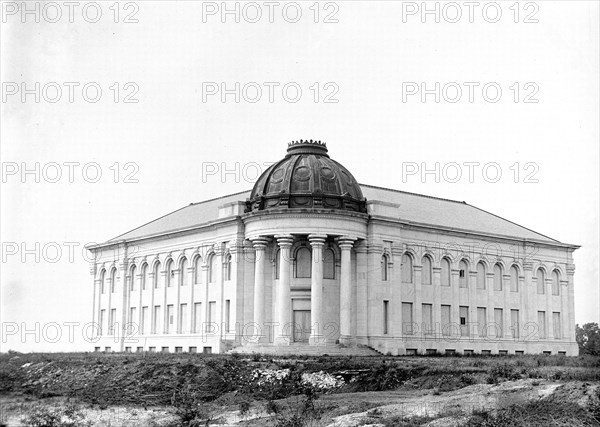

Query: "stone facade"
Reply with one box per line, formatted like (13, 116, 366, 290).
(88, 142, 579, 355)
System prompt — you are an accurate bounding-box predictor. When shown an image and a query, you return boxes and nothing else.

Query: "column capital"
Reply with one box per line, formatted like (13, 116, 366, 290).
(566, 264, 575, 275)
(308, 234, 328, 246)
(275, 235, 294, 248)
(523, 262, 534, 271)
(250, 236, 271, 250)
(336, 236, 356, 250)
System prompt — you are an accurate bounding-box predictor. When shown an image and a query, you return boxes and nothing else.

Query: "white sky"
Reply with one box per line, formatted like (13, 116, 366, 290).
(1, 1, 598, 351)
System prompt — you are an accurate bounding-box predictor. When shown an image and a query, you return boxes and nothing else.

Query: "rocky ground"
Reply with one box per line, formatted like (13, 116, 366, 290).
(1, 352, 599, 426)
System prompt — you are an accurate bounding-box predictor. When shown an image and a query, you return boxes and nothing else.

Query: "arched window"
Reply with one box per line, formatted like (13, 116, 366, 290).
(140, 263, 148, 290)
(422, 256, 432, 285)
(401, 253, 413, 283)
(165, 260, 174, 287)
(100, 269, 106, 294)
(536, 268, 545, 294)
(180, 258, 188, 286)
(194, 256, 202, 284)
(110, 268, 117, 293)
(274, 249, 280, 279)
(224, 253, 232, 281)
(441, 258, 451, 286)
(510, 265, 518, 292)
(130, 265, 137, 291)
(295, 247, 312, 278)
(323, 248, 335, 279)
(552, 270, 560, 295)
(381, 254, 389, 281)
(476, 262, 486, 289)
(493, 264, 502, 291)
(209, 254, 218, 283)
(459, 260, 468, 288)
(153, 261, 161, 289)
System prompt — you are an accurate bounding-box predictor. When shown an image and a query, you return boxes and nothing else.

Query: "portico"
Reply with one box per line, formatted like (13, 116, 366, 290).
(247, 231, 361, 347)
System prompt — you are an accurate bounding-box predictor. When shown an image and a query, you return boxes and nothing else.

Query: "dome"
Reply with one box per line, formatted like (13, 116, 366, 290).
(245, 140, 367, 213)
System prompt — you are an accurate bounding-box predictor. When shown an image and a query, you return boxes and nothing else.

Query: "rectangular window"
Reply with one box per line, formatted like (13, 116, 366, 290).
(179, 303, 187, 334)
(193, 302, 202, 333)
(383, 300, 389, 335)
(511, 309, 519, 339)
(189, 346, 197, 353)
(149, 346, 156, 352)
(494, 308, 503, 338)
(175, 347, 183, 353)
(402, 302, 413, 335)
(161, 346, 169, 353)
(553, 312, 561, 339)
(441, 305, 451, 336)
(109, 308, 116, 335)
(141, 306, 148, 335)
(422, 303, 433, 334)
(166, 304, 174, 334)
(225, 300, 231, 333)
(99, 309, 105, 335)
(153, 305, 161, 334)
(477, 307, 487, 337)
(538, 311, 546, 339)
(136, 346, 143, 352)
(459, 306, 469, 337)
(207, 301, 216, 333)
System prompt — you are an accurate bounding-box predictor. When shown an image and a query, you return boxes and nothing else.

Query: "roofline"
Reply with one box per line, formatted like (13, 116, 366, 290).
(92, 184, 579, 251)
(103, 189, 251, 243)
(359, 183, 467, 205)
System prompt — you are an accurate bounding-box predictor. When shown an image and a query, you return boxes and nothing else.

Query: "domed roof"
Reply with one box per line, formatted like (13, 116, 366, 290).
(245, 140, 367, 213)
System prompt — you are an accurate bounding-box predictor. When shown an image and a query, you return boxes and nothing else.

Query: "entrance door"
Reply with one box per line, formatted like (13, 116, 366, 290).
(293, 310, 311, 342)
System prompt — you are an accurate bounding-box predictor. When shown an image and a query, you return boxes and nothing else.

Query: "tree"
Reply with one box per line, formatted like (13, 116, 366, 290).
(575, 323, 600, 356)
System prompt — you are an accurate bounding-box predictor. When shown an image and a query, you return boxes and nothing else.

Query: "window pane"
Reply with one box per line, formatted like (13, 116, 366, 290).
(402, 254, 413, 283)
(510, 266, 518, 292)
(537, 269, 545, 294)
(441, 259, 450, 286)
(422, 257, 432, 285)
(296, 247, 311, 278)
(493, 264, 502, 291)
(476, 263, 486, 289)
(323, 249, 335, 279)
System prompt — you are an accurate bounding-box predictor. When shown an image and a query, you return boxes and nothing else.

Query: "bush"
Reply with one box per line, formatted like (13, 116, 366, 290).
(22, 404, 91, 427)
(466, 397, 599, 426)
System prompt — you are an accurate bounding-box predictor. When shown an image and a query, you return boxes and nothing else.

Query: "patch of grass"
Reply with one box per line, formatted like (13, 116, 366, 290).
(465, 397, 599, 427)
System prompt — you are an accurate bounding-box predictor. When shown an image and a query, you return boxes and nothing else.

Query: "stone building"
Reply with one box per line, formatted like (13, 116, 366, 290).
(88, 141, 579, 355)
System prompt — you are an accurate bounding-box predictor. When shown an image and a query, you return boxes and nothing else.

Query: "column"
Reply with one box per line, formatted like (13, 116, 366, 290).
(391, 246, 403, 340)
(545, 278, 554, 340)
(450, 268, 460, 338)
(468, 270, 477, 339)
(251, 237, 270, 343)
(355, 242, 368, 345)
(337, 236, 355, 345)
(523, 262, 534, 343)
(119, 259, 128, 351)
(566, 264, 576, 345)
(275, 235, 294, 345)
(308, 234, 327, 345)
(413, 264, 423, 339)
(486, 272, 495, 340)
(186, 261, 194, 334)
(503, 274, 511, 339)
(432, 267, 442, 339)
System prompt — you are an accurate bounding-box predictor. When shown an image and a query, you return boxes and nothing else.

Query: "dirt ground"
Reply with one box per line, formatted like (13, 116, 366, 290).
(1, 379, 599, 426)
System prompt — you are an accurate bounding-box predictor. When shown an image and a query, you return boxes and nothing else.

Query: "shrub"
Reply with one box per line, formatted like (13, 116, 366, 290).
(22, 404, 91, 427)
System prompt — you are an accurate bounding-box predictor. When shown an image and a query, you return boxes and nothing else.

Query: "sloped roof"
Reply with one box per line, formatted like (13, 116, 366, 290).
(360, 184, 559, 244)
(100, 185, 566, 246)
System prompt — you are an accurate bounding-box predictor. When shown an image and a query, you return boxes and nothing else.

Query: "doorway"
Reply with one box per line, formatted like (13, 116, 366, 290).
(293, 310, 311, 342)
